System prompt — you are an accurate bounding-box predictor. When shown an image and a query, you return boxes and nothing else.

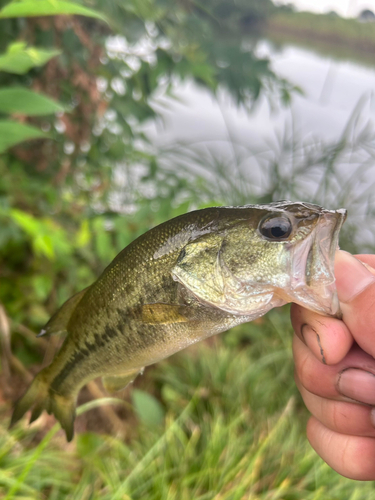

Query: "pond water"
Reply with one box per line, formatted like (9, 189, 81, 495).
(142, 39, 375, 250)
(146, 39, 375, 153)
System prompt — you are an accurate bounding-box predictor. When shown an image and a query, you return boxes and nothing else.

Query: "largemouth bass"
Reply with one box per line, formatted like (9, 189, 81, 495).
(11, 201, 346, 441)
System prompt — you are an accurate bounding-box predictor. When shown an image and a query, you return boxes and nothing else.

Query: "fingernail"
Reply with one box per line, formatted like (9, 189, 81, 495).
(337, 368, 375, 405)
(335, 251, 375, 303)
(301, 324, 326, 364)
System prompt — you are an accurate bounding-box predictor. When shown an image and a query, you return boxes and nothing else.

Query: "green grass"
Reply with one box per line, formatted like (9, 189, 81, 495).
(2, 309, 375, 499)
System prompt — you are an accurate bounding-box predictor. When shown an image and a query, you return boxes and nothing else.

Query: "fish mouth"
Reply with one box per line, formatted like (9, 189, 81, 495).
(285, 208, 347, 317)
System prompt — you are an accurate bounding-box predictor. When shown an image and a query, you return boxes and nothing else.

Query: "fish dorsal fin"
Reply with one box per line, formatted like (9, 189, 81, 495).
(102, 368, 143, 394)
(38, 287, 89, 337)
(172, 235, 225, 307)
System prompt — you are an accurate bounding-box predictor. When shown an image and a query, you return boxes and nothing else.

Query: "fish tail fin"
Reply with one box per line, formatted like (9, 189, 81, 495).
(10, 370, 76, 442)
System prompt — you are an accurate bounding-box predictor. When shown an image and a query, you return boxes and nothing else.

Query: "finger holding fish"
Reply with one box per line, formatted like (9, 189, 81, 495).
(292, 252, 375, 480)
(292, 251, 375, 409)
(335, 252, 375, 357)
(307, 418, 375, 481)
(291, 302, 353, 365)
(292, 251, 375, 388)
(293, 331, 375, 481)
(293, 338, 375, 404)
(295, 374, 375, 438)
(291, 251, 375, 366)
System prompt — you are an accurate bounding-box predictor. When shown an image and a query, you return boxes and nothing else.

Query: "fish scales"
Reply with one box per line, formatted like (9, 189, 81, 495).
(55, 208, 234, 386)
(10, 202, 346, 440)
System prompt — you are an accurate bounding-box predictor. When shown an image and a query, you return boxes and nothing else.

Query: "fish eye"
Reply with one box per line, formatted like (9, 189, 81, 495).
(258, 215, 292, 241)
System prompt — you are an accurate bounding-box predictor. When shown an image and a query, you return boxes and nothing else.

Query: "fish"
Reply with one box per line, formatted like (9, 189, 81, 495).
(10, 201, 346, 441)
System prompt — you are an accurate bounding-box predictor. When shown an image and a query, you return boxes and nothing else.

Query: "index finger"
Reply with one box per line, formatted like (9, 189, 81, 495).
(290, 252, 375, 366)
(290, 304, 353, 365)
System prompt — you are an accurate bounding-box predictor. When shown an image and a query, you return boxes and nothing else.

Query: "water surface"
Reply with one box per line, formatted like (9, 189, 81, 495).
(147, 40, 375, 147)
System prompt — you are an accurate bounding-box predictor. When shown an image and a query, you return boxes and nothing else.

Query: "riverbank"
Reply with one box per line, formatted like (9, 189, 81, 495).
(265, 11, 375, 66)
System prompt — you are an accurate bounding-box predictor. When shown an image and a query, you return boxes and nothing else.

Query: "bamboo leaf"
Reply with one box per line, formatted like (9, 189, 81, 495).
(0, 88, 65, 115)
(0, 120, 48, 152)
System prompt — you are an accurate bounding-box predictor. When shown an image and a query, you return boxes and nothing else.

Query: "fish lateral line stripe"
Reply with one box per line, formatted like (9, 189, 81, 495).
(51, 349, 87, 390)
(52, 326, 125, 390)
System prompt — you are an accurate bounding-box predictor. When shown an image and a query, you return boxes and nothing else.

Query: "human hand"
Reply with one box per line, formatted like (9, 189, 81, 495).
(291, 251, 375, 480)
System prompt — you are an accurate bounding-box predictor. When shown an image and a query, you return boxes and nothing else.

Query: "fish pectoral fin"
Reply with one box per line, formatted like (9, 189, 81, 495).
(141, 303, 189, 325)
(102, 368, 143, 394)
(38, 287, 90, 337)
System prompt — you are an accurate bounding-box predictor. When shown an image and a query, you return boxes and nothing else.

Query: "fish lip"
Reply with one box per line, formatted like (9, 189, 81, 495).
(322, 208, 347, 316)
(327, 208, 347, 273)
(289, 207, 347, 317)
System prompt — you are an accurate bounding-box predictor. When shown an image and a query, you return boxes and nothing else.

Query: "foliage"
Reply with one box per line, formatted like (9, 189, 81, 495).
(0, 0, 106, 153)
(0, 42, 61, 75)
(192, 0, 276, 30)
(0, 1, 375, 498)
(0, 1, 107, 20)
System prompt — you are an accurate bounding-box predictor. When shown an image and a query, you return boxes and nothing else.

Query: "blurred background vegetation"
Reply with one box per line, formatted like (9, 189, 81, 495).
(1, 0, 375, 498)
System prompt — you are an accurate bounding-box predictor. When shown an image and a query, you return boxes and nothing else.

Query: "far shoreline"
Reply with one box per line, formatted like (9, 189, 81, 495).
(264, 11, 375, 67)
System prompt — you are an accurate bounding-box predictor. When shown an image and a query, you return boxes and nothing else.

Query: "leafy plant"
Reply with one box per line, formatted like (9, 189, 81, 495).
(0, 0, 107, 153)
(0, 41, 60, 75)
(0, 3, 374, 498)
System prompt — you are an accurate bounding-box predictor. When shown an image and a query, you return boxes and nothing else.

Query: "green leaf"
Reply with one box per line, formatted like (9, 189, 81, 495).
(0, 0, 108, 22)
(0, 120, 48, 152)
(0, 88, 65, 115)
(131, 389, 165, 427)
(32, 274, 53, 301)
(10, 209, 39, 234)
(9, 209, 55, 257)
(76, 219, 91, 248)
(9, 209, 72, 259)
(0, 42, 61, 74)
(34, 234, 55, 259)
(93, 217, 115, 262)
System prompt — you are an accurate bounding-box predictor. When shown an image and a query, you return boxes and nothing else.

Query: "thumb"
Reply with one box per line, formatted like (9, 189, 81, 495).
(335, 251, 375, 357)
